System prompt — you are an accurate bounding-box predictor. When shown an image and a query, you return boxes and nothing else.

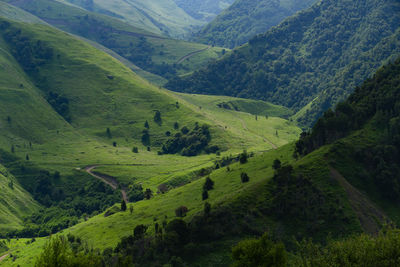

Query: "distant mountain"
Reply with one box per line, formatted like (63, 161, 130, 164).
(5, 0, 227, 84)
(173, 0, 234, 22)
(56, 0, 205, 38)
(167, 0, 400, 127)
(193, 0, 316, 48)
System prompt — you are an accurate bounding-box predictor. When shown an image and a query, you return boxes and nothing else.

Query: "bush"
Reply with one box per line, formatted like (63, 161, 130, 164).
(203, 177, 214, 191)
(239, 150, 248, 164)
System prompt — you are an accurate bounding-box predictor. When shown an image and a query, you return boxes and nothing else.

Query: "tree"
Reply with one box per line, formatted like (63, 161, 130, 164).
(132, 147, 138, 153)
(113, 141, 117, 147)
(239, 150, 248, 164)
(203, 177, 214, 191)
(129, 205, 134, 214)
(142, 129, 150, 146)
(144, 188, 153, 200)
(202, 189, 209, 200)
(6, 116, 11, 124)
(144, 120, 149, 129)
(175, 206, 188, 217)
(154, 110, 162, 125)
(204, 202, 211, 216)
(11, 145, 15, 153)
(232, 233, 287, 267)
(174, 122, 179, 130)
(273, 159, 281, 170)
(241, 172, 250, 183)
(106, 127, 111, 138)
(121, 200, 127, 211)
(133, 224, 147, 240)
(26, 154, 30, 161)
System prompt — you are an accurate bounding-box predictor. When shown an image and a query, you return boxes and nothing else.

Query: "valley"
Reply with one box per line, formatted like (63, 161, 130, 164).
(0, 0, 399, 266)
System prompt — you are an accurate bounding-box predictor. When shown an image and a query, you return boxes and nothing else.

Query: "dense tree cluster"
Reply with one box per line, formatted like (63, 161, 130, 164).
(46, 92, 71, 122)
(167, 0, 400, 126)
(296, 58, 400, 200)
(160, 124, 219, 156)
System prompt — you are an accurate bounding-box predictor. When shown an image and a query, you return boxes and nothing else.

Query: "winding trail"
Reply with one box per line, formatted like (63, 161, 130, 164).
(0, 253, 9, 263)
(84, 165, 128, 203)
(177, 46, 211, 64)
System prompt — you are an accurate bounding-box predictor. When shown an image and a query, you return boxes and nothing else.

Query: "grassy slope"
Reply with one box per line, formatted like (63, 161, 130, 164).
(0, 164, 39, 233)
(5, 0, 227, 84)
(0, 18, 301, 266)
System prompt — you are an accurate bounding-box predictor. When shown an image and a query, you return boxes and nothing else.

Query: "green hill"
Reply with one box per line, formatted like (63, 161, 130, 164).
(5, 0, 227, 84)
(167, 0, 400, 127)
(0, 13, 300, 250)
(193, 0, 315, 48)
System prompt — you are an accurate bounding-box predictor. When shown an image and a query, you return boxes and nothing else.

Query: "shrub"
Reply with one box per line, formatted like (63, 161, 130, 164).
(203, 177, 214, 191)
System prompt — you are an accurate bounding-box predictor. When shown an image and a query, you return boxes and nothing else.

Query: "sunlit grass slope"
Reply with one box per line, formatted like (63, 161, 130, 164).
(0, 164, 39, 234)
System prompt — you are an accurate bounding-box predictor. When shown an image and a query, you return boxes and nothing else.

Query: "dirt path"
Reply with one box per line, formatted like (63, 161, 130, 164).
(84, 165, 128, 203)
(0, 253, 9, 262)
(177, 46, 211, 64)
(329, 167, 388, 234)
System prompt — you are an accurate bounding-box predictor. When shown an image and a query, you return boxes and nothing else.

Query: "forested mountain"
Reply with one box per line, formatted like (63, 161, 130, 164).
(193, 0, 315, 48)
(168, 0, 400, 127)
(173, 0, 234, 22)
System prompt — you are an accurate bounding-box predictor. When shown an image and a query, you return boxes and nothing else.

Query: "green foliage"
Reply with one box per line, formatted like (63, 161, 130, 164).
(46, 92, 71, 122)
(154, 110, 162, 125)
(194, 0, 315, 48)
(121, 200, 127, 212)
(240, 172, 249, 183)
(232, 233, 287, 267)
(203, 177, 214, 191)
(168, 0, 400, 126)
(34, 235, 102, 267)
(294, 229, 400, 267)
(239, 150, 248, 164)
(161, 124, 218, 156)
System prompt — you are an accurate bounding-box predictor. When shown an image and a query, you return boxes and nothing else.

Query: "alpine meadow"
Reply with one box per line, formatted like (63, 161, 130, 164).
(0, 0, 400, 266)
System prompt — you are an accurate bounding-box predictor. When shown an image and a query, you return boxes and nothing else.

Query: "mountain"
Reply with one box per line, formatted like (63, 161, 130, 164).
(173, 0, 234, 22)
(4, 0, 227, 85)
(167, 0, 400, 127)
(53, 0, 201, 38)
(193, 0, 316, 48)
(6, 58, 400, 266)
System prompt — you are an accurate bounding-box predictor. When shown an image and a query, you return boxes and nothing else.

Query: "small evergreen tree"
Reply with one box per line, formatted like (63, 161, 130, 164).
(121, 200, 127, 211)
(203, 177, 214, 191)
(144, 120, 149, 129)
(273, 159, 281, 170)
(106, 127, 111, 138)
(174, 122, 179, 130)
(132, 147, 139, 153)
(202, 189, 209, 200)
(154, 111, 162, 125)
(204, 202, 211, 216)
(239, 150, 248, 164)
(241, 172, 250, 183)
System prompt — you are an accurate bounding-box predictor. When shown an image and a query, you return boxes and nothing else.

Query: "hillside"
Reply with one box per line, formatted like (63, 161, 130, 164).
(167, 0, 400, 127)
(173, 0, 234, 22)
(0, 163, 39, 234)
(0, 13, 301, 251)
(193, 0, 315, 48)
(4, 0, 227, 84)
(58, 0, 203, 38)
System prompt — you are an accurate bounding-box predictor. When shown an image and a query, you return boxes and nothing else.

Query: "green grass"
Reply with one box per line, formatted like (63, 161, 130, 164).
(0, 164, 39, 233)
(0, 18, 301, 266)
(0, 2, 45, 24)
(5, 0, 228, 84)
